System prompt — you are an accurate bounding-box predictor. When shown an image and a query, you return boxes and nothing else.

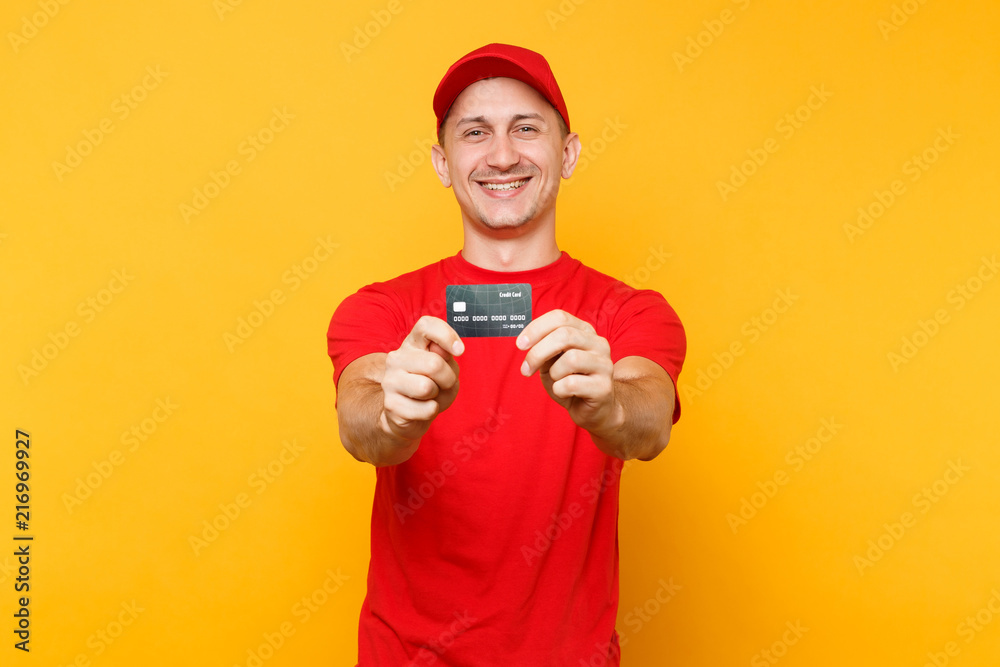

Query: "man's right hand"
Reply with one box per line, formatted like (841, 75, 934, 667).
(380, 316, 464, 443)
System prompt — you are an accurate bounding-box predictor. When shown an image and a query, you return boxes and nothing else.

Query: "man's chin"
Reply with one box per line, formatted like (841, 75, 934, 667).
(466, 201, 531, 228)
(475, 213, 537, 231)
(479, 214, 529, 228)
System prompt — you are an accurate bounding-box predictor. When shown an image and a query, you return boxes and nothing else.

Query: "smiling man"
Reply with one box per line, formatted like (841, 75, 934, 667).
(327, 44, 686, 666)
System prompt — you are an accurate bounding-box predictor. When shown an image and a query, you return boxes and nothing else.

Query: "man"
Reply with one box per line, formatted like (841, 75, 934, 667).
(328, 43, 685, 666)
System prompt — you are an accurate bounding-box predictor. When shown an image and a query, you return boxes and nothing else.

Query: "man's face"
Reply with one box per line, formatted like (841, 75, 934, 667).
(431, 77, 580, 232)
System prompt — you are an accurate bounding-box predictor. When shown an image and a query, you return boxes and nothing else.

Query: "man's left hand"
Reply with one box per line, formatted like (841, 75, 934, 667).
(516, 309, 621, 434)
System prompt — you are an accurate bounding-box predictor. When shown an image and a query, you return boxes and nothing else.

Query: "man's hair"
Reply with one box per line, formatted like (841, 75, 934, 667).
(437, 101, 570, 147)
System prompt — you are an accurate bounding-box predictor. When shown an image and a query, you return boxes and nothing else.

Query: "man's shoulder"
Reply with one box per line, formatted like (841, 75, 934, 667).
(573, 258, 626, 286)
(329, 255, 453, 351)
(571, 256, 663, 303)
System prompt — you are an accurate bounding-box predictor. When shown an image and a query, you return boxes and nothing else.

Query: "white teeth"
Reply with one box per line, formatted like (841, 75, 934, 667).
(481, 179, 527, 191)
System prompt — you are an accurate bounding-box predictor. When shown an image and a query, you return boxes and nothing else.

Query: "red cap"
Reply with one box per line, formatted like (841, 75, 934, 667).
(433, 43, 570, 134)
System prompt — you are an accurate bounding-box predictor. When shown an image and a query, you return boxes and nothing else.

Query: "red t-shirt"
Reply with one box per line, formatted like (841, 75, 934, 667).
(327, 250, 685, 667)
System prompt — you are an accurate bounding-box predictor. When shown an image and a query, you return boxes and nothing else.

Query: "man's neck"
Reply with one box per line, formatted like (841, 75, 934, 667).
(460, 217, 561, 272)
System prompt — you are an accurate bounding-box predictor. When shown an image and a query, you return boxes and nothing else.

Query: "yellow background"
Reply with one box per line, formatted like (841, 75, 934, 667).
(2, 0, 998, 665)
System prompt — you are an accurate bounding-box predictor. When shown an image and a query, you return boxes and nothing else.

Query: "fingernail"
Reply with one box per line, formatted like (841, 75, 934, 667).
(453, 341, 464, 355)
(521, 360, 530, 376)
(516, 335, 528, 349)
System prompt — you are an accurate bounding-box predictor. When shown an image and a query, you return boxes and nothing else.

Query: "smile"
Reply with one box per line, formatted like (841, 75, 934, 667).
(479, 179, 529, 191)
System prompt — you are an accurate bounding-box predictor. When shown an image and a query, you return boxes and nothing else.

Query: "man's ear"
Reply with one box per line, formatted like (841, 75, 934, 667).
(431, 143, 452, 188)
(561, 132, 582, 179)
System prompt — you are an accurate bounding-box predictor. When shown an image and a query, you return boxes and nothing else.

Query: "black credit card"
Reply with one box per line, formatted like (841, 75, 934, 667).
(446, 283, 532, 337)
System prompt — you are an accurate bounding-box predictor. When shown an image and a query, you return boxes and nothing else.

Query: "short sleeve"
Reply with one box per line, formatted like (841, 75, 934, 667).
(607, 289, 687, 423)
(327, 285, 408, 391)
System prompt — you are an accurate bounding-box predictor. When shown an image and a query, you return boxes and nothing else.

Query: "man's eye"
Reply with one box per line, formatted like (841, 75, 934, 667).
(517, 126, 537, 133)
(466, 130, 483, 137)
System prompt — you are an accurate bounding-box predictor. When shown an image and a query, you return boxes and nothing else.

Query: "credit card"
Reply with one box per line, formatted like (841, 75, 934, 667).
(446, 283, 532, 338)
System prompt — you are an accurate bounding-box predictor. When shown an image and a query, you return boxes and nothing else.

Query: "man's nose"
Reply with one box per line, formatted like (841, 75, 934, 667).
(485, 132, 519, 171)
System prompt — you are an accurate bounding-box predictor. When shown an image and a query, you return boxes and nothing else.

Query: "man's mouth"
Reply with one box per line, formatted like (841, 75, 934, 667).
(479, 178, 529, 191)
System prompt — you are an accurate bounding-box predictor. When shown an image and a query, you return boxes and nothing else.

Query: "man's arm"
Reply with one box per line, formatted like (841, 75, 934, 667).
(517, 310, 675, 461)
(336, 316, 464, 467)
(337, 353, 411, 466)
(586, 355, 675, 461)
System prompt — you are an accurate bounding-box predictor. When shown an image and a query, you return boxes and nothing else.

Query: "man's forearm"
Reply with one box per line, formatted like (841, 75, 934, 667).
(338, 378, 420, 467)
(587, 376, 673, 461)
